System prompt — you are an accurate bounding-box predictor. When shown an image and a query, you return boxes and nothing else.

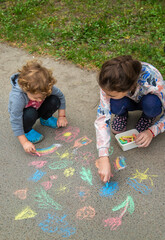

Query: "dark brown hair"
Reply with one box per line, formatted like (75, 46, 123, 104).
(18, 60, 57, 97)
(99, 55, 142, 92)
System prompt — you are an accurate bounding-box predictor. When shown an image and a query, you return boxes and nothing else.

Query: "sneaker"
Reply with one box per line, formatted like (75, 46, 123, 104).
(40, 116, 57, 129)
(135, 113, 155, 132)
(111, 114, 128, 134)
(25, 129, 44, 143)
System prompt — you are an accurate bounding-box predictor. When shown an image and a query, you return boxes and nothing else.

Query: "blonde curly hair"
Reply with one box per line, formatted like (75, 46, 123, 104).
(18, 60, 57, 97)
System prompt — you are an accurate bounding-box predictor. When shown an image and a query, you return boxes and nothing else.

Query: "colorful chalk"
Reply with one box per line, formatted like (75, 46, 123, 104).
(114, 156, 127, 171)
(119, 135, 136, 144)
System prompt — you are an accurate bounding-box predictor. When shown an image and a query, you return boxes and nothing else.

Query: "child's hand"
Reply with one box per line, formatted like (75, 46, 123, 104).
(57, 116, 68, 127)
(23, 141, 36, 154)
(135, 129, 153, 147)
(95, 156, 113, 183)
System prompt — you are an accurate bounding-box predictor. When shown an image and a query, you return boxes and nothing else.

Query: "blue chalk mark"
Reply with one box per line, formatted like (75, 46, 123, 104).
(79, 191, 85, 197)
(100, 181, 119, 197)
(28, 170, 46, 182)
(127, 178, 152, 195)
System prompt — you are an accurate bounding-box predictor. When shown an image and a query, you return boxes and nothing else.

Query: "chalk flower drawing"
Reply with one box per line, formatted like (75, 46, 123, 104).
(100, 181, 119, 197)
(104, 196, 134, 231)
(64, 167, 75, 177)
(34, 187, 62, 210)
(76, 206, 95, 220)
(74, 187, 90, 202)
(55, 126, 80, 142)
(39, 213, 76, 237)
(75, 151, 95, 166)
(131, 168, 158, 186)
(79, 167, 93, 185)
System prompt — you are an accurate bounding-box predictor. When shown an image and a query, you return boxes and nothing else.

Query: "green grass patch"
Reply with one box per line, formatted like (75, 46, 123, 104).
(0, 0, 164, 75)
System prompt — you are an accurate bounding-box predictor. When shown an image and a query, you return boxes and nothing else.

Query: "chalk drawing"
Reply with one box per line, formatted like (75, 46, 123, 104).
(104, 196, 134, 230)
(28, 170, 46, 182)
(131, 168, 158, 186)
(14, 189, 28, 200)
(55, 126, 80, 142)
(74, 186, 90, 202)
(41, 181, 53, 191)
(49, 160, 73, 170)
(63, 167, 75, 177)
(34, 186, 62, 210)
(54, 184, 70, 195)
(75, 151, 95, 166)
(100, 181, 119, 197)
(49, 175, 58, 180)
(114, 156, 127, 171)
(28, 161, 47, 168)
(53, 149, 74, 160)
(72, 136, 92, 148)
(79, 167, 93, 185)
(35, 143, 62, 156)
(127, 178, 152, 195)
(15, 206, 37, 220)
(109, 146, 114, 156)
(39, 213, 76, 237)
(76, 206, 95, 220)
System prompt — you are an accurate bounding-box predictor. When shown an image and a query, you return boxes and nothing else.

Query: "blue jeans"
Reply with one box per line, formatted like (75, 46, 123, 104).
(110, 94, 162, 118)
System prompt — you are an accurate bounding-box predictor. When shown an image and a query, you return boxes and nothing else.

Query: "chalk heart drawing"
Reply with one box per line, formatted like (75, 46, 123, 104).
(100, 181, 119, 197)
(14, 189, 28, 200)
(39, 213, 76, 237)
(104, 196, 134, 231)
(75, 151, 95, 166)
(55, 126, 80, 142)
(28, 161, 47, 168)
(64, 167, 75, 177)
(34, 186, 62, 210)
(131, 168, 158, 186)
(76, 206, 95, 220)
(15, 206, 37, 220)
(127, 178, 152, 195)
(74, 186, 90, 202)
(41, 181, 53, 191)
(72, 136, 92, 149)
(79, 167, 93, 185)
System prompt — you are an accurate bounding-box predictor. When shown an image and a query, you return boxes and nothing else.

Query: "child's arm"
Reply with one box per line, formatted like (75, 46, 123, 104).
(96, 156, 113, 183)
(18, 135, 36, 154)
(57, 109, 68, 127)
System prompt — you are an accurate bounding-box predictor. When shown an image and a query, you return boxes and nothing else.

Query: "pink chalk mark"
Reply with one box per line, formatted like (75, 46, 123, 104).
(28, 161, 47, 168)
(49, 175, 58, 180)
(14, 189, 28, 200)
(41, 181, 52, 191)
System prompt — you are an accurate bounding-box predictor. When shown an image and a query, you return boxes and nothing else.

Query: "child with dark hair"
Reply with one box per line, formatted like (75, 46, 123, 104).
(95, 55, 165, 183)
(9, 60, 68, 154)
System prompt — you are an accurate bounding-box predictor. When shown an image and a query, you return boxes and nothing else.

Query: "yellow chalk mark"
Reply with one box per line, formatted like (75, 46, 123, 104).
(63, 132, 72, 137)
(15, 206, 37, 220)
(131, 168, 158, 186)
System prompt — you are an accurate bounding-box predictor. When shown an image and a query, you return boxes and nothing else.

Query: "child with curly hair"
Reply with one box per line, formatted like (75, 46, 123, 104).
(9, 60, 68, 154)
(95, 55, 165, 183)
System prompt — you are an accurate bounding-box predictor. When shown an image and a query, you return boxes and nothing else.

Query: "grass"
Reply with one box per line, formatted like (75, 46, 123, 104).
(0, 0, 165, 75)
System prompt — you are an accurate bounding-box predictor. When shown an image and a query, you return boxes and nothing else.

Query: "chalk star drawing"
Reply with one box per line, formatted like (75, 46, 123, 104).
(15, 206, 37, 220)
(104, 196, 134, 230)
(64, 167, 75, 177)
(55, 126, 80, 142)
(100, 181, 119, 197)
(76, 206, 95, 220)
(54, 184, 70, 195)
(131, 168, 158, 186)
(74, 186, 90, 202)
